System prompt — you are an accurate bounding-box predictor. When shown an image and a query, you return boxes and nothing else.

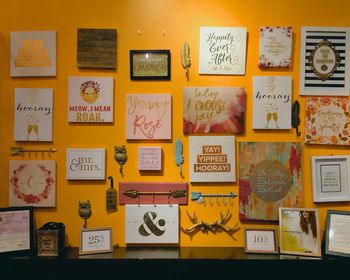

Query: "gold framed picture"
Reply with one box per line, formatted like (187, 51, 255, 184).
(244, 228, 278, 254)
(37, 229, 58, 256)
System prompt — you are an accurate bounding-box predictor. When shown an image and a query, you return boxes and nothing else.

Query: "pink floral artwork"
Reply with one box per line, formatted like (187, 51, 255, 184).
(9, 160, 56, 207)
(305, 97, 350, 145)
(183, 87, 245, 134)
(259, 27, 292, 68)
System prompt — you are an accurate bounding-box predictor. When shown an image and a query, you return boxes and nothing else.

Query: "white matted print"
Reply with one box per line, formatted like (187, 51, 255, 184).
(14, 88, 53, 142)
(138, 146, 162, 171)
(125, 94, 171, 140)
(259, 27, 292, 68)
(66, 148, 105, 180)
(189, 136, 235, 182)
(125, 205, 179, 244)
(199, 27, 247, 75)
(9, 160, 56, 207)
(68, 77, 114, 123)
(10, 31, 56, 77)
(300, 27, 350, 96)
(253, 76, 291, 129)
(311, 155, 350, 202)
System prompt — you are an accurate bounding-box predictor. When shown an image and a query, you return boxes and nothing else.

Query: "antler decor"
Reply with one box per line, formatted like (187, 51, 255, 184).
(182, 210, 240, 238)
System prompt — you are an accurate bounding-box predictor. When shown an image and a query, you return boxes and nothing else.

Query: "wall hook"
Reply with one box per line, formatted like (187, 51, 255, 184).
(10, 147, 57, 156)
(292, 100, 301, 137)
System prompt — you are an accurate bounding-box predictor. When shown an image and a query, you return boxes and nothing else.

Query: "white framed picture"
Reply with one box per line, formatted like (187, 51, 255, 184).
(66, 148, 106, 180)
(125, 205, 179, 244)
(299, 26, 350, 96)
(189, 136, 236, 182)
(9, 160, 56, 207)
(252, 76, 292, 129)
(68, 77, 114, 123)
(199, 26, 247, 75)
(14, 88, 53, 142)
(311, 155, 350, 202)
(10, 31, 56, 77)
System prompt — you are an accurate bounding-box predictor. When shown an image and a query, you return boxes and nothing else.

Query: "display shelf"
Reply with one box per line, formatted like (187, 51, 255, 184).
(0, 247, 348, 279)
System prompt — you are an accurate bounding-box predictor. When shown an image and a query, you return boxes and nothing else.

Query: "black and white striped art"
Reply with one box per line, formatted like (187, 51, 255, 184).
(300, 27, 350, 96)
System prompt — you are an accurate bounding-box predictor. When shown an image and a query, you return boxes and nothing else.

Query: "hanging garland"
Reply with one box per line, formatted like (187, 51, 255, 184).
(10, 164, 55, 204)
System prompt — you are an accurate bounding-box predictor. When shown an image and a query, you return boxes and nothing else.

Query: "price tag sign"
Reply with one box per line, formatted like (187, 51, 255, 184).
(79, 227, 113, 255)
(244, 229, 278, 254)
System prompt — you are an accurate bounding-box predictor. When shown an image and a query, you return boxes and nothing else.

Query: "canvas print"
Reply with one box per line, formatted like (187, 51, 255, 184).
(239, 142, 302, 222)
(9, 160, 56, 207)
(252, 76, 292, 129)
(199, 26, 247, 75)
(10, 31, 56, 77)
(189, 136, 236, 182)
(125, 94, 171, 140)
(66, 148, 105, 180)
(259, 27, 292, 68)
(300, 27, 350, 96)
(183, 87, 245, 134)
(14, 88, 53, 141)
(125, 205, 179, 244)
(305, 97, 350, 145)
(68, 77, 114, 123)
(77, 28, 117, 69)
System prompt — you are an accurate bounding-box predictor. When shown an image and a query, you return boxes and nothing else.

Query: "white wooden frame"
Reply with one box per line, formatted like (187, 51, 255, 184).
(311, 155, 350, 202)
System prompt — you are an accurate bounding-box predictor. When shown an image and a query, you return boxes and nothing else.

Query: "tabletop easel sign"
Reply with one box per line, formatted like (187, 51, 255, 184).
(79, 227, 113, 255)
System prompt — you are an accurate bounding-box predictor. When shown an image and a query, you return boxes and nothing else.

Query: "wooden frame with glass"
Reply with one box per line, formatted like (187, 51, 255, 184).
(325, 210, 350, 257)
(130, 50, 171, 80)
(79, 227, 113, 255)
(244, 228, 279, 254)
(279, 207, 321, 257)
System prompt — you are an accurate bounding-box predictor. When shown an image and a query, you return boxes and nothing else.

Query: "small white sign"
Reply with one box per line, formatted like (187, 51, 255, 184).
(125, 205, 179, 244)
(66, 148, 105, 180)
(79, 227, 113, 255)
(138, 146, 162, 170)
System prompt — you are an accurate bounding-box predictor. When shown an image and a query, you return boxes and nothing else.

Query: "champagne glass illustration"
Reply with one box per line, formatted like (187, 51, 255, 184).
(266, 112, 272, 128)
(273, 112, 279, 128)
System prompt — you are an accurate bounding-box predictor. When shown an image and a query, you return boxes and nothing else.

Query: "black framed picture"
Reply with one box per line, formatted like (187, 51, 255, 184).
(325, 210, 350, 257)
(130, 50, 171, 80)
(0, 206, 34, 257)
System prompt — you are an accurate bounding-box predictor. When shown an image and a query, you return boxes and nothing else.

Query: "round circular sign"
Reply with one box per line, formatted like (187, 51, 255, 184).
(249, 160, 292, 202)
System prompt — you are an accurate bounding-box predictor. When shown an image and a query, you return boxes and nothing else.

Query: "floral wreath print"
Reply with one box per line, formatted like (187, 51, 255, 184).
(10, 164, 55, 204)
(259, 27, 292, 68)
(80, 80, 100, 104)
(305, 97, 350, 145)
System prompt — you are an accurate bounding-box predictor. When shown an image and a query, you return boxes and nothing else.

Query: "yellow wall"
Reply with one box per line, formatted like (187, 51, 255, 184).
(1, 0, 350, 248)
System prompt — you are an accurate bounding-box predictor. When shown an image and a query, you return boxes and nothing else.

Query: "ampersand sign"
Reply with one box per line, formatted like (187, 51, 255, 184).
(138, 211, 166, 236)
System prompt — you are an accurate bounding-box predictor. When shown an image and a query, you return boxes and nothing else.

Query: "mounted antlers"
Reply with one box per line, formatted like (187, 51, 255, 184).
(182, 210, 240, 235)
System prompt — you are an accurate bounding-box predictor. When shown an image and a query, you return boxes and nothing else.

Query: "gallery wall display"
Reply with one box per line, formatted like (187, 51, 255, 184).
(10, 31, 56, 77)
(311, 155, 350, 202)
(68, 77, 114, 123)
(14, 88, 53, 142)
(189, 136, 236, 182)
(183, 87, 245, 134)
(259, 26, 292, 68)
(125, 94, 171, 140)
(77, 28, 117, 69)
(239, 142, 302, 222)
(138, 146, 162, 171)
(199, 26, 247, 75)
(325, 210, 350, 257)
(119, 182, 188, 205)
(66, 148, 106, 180)
(304, 97, 350, 145)
(299, 27, 350, 96)
(279, 207, 321, 257)
(9, 161, 56, 207)
(0, 206, 34, 256)
(125, 205, 179, 244)
(130, 50, 170, 80)
(252, 76, 292, 129)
